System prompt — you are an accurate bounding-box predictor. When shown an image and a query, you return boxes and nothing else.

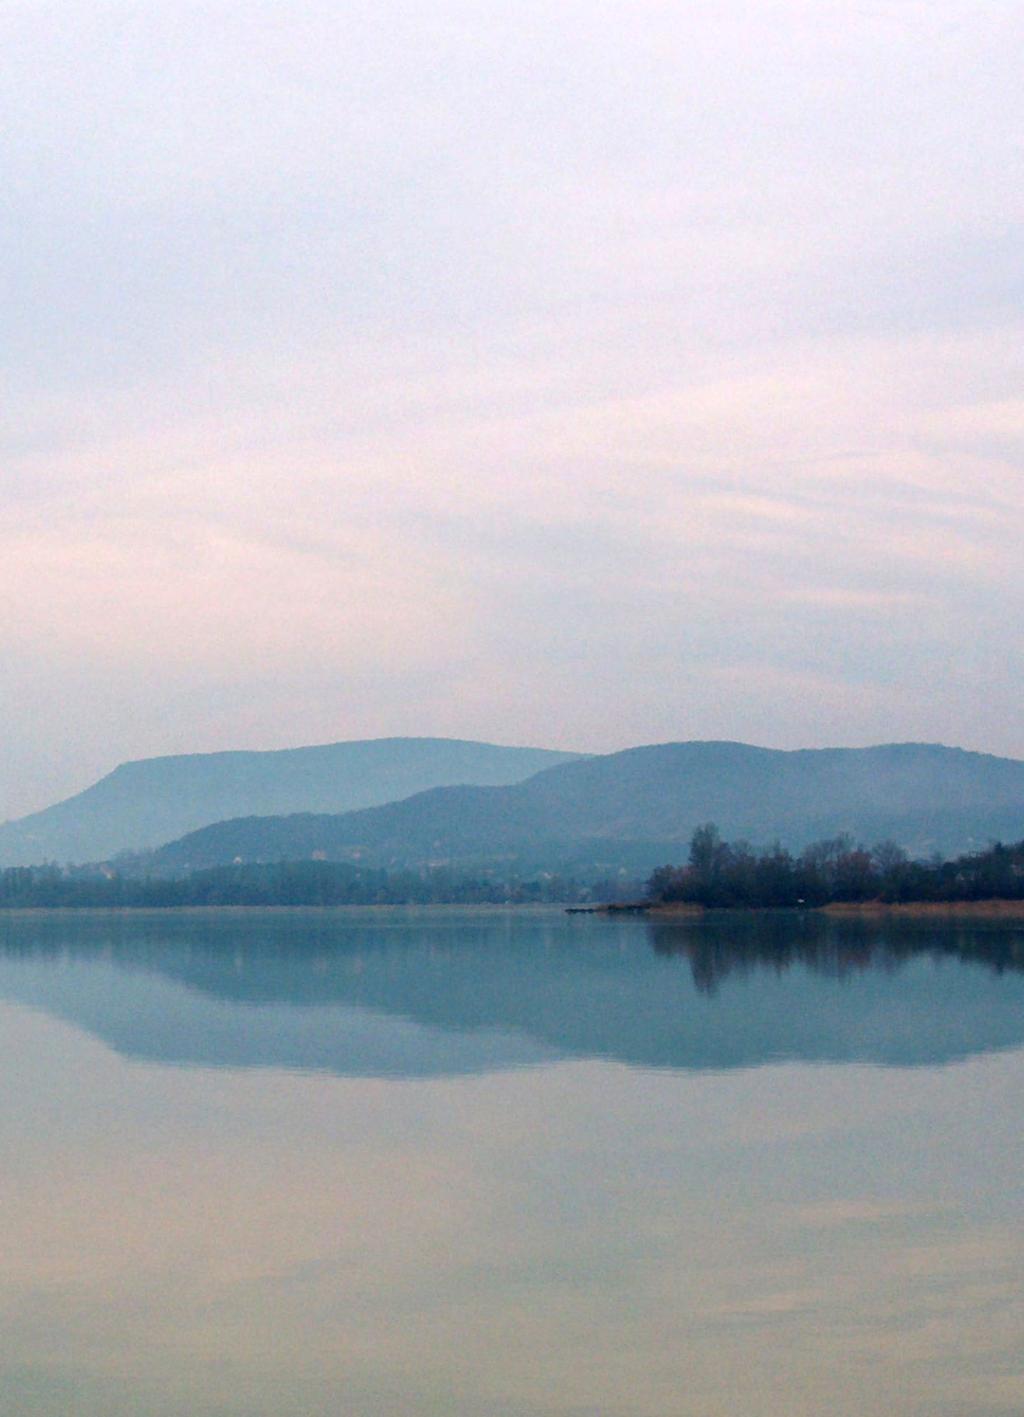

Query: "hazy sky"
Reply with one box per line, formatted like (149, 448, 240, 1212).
(2, 0, 1022, 817)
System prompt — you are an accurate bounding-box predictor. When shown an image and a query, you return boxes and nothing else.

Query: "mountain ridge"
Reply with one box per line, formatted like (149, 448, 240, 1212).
(130, 740, 1024, 877)
(0, 737, 581, 866)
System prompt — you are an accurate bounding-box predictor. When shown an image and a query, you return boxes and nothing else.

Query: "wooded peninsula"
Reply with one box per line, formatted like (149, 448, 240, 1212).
(645, 826, 1024, 910)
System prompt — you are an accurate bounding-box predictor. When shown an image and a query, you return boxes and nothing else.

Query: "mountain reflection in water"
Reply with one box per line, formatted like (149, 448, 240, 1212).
(0, 907, 1022, 1077)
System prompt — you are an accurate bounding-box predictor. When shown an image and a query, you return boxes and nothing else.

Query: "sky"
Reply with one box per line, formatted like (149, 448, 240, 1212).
(2, 0, 1022, 818)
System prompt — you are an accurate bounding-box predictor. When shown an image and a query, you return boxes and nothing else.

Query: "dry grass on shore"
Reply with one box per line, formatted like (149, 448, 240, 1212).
(639, 899, 1024, 918)
(823, 899, 1024, 919)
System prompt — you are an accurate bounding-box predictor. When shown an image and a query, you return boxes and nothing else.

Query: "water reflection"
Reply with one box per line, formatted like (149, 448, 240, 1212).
(1, 909, 1022, 1416)
(647, 908, 1024, 990)
(0, 908, 1022, 1076)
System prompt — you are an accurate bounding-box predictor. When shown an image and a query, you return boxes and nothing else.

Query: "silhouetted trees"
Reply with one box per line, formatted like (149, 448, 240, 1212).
(4, 830, 1024, 910)
(647, 828, 1024, 908)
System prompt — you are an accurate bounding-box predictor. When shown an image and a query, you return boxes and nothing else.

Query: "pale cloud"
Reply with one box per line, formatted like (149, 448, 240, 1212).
(1, 0, 1022, 813)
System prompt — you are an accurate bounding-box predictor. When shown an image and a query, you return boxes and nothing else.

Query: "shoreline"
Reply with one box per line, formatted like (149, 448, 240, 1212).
(0, 898, 1022, 919)
(822, 899, 1024, 919)
(625, 899, 1024, 919)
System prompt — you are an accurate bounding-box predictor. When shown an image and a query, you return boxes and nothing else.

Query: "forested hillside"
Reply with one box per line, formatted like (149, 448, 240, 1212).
(132, 741, 1024, 877)
(0, 738, 579, 866)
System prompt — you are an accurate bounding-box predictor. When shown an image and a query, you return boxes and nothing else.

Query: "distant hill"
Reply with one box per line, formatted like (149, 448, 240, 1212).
(0, 738, 580, 866)
(136, 741, 1024, 877)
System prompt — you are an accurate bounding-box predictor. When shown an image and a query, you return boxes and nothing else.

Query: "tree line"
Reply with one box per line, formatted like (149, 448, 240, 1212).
(4, 829, 1024, 909)
(646, 825, 1024, 908)
(0, 860, 629, 909)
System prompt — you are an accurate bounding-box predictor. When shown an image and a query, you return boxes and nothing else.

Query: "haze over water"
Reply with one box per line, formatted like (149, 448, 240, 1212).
(1, 907, 1021, 1416)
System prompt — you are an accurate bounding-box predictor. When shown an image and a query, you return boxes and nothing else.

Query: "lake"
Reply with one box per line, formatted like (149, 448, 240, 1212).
(1, 907, 1022, 1416)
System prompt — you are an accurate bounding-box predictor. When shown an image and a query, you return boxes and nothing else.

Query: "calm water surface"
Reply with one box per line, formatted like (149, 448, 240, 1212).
(1, 907, 1022, 1416)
